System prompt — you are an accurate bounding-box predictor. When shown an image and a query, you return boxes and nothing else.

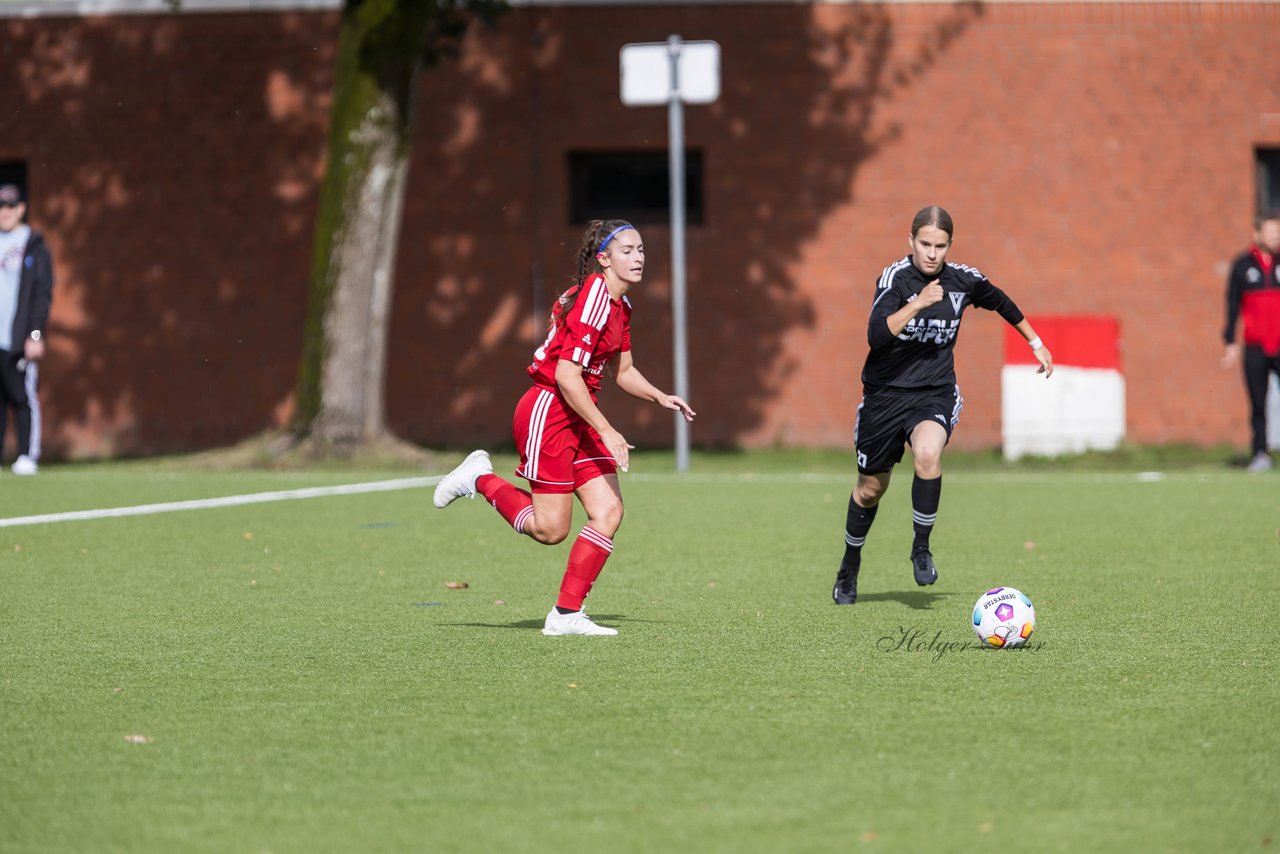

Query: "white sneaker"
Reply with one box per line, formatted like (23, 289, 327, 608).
(432, 450, 493, 508)
(11, 455, 37, 476)
(541, 609, 618, 636)
(1247, 452, 1273, 473)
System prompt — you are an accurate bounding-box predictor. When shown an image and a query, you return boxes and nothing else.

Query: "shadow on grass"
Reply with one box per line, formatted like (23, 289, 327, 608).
(853, 589, 960, 610)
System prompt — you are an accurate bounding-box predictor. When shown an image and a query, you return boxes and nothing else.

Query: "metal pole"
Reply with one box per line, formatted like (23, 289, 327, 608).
(667, 34, 690, 472)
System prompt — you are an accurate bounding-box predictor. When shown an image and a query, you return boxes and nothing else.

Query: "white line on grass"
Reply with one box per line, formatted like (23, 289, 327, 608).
(629, 470, 1244, 485)
(627, 471, 1181, 484)
(628, 472, 849, 484)
(0, 476, 442, 529)
(0, 468, 1243, 529)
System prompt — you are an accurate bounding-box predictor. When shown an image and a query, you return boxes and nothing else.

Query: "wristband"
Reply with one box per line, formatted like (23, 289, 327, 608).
(1028, 336, 1042, 351)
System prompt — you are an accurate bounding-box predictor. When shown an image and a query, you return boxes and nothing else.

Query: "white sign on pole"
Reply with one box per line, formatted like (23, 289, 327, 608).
(620, 37, 719, 473)
(620, 40, 720, 106)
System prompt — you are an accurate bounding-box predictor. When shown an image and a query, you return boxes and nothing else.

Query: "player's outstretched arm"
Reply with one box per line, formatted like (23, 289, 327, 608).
(1012, 319, 1053, 377)
(1033, 345, 1054, 377)
(615, 351, 696, 423)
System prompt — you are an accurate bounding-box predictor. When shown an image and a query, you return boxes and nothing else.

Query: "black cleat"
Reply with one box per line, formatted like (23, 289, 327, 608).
(832, 565, 859, 605)
(910, 547, 938, 586)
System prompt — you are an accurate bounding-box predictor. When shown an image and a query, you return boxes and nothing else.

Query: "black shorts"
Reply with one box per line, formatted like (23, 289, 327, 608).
(853, 385, 963, 474)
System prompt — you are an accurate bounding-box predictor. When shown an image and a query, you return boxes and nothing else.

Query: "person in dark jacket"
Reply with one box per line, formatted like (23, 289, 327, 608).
(1221, 210, 1280, 473)
(0, 183, 53, 476)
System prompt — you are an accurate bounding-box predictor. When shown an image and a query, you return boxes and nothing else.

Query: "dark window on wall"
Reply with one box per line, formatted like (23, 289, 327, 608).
(569, 150, 704, 225)
(1258, 148, 1280, 212)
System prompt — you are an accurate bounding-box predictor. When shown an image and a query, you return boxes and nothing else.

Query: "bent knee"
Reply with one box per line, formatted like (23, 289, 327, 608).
(596, 502, 624, 533)
(853, 486, 882, 507)
(913, 449, 942, 474)
(582, 496, 624, 537)
(531, 529, 569, 546)
(527, 520, 571, 545)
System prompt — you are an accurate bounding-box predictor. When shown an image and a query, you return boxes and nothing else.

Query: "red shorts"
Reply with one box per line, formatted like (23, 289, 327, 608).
(512, 386, 616, 494)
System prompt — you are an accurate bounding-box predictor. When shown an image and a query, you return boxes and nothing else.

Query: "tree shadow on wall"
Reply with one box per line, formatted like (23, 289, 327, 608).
(3, 6, 985, 459)
(390, 2, 983, 450)
(4, 11, 337, 458)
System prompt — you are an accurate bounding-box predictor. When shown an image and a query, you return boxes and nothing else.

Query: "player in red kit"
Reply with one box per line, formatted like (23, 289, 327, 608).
(433, 219, 695, 635)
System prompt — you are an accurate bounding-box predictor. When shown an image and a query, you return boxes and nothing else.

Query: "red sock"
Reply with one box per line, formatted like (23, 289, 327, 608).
(556, 527, 614, 612)
(476, 474, 534, 533)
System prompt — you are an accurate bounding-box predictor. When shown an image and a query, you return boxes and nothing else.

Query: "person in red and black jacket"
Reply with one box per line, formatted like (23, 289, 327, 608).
(1222, 210, 1280, 473)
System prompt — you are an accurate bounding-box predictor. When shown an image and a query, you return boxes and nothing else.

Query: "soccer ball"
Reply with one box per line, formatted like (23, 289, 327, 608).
(972, 587, 1036, 648)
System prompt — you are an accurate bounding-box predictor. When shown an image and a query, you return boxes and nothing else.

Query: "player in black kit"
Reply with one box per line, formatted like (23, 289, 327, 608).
(833, 206, 1054, 604)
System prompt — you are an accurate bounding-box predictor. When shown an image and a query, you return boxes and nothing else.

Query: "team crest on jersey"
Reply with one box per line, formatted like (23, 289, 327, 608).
(1247, 268, 1262, 283)
(949, 292, 965, 313)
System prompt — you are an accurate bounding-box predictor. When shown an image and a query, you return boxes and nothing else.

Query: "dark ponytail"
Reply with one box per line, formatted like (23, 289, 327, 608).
(551, 219, 633, 327)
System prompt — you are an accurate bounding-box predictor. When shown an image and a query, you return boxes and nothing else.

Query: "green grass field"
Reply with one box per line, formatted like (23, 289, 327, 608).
(1, 451, 1277, 852)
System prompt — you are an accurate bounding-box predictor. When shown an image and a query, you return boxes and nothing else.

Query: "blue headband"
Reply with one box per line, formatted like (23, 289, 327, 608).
(597, 224, 634, 255)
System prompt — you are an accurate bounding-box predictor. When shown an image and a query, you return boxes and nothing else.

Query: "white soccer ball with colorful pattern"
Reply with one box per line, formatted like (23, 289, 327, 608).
(972, 587, 1036, 648)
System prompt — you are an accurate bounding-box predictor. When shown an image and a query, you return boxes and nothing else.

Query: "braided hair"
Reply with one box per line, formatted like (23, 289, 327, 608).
(550, 219, 634, 328)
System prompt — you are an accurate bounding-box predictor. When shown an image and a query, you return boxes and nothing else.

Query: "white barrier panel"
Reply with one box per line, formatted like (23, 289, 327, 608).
(1002, 365, 1126, 459)
(1002, 316, 1124, 460)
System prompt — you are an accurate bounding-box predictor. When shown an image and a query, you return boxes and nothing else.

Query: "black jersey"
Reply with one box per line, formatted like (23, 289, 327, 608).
(861, 256, 1025, 390)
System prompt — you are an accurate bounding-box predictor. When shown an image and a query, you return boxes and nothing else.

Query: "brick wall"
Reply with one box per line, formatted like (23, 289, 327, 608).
(1, 11, 338, 456)
(3, 3, 1278, 457)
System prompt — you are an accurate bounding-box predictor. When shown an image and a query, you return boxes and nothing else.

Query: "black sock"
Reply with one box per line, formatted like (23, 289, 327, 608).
(840, 497, 877, 573)
(911, 475, 942, 552)
(555, 606, 576, 615)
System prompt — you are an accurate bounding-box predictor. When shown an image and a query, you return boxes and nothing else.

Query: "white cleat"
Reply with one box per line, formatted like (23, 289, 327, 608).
(11, 455, 37, 476)
(1246, 452, 1273, 473)
(541, 609, 618, 636)
(432, 450, 493, 508)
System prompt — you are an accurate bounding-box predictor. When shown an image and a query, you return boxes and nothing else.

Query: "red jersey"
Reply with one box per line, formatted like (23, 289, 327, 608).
(528, 273, 632, 392)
